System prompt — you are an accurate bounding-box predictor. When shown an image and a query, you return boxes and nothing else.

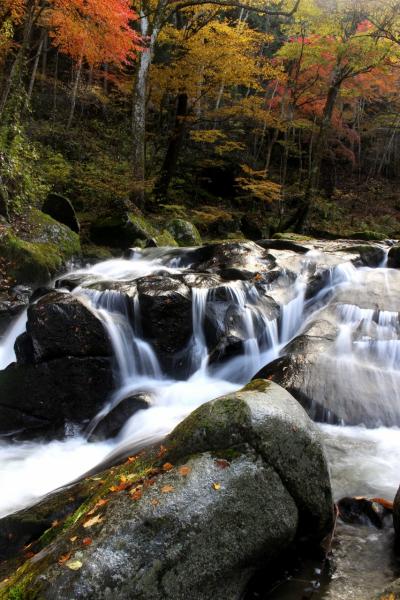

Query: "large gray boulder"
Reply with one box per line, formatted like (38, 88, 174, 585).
(0, 381, 333, 600)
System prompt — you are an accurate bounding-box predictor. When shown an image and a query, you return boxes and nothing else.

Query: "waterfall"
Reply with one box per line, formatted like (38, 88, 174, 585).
(2, 242, 400, 517)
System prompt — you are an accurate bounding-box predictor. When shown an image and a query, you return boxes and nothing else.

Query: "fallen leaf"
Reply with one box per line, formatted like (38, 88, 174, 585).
(144, 478, 156, 488)
(82, 537, 92, 546)
(86, 499, 108, 516)
(130, 489, 142, 501)
(51, 520, 60, 528)
(151, 499, 160, 506)
(109, 481, 130, 493)
(161, 485, 174, 493)
(83, 514, 103, 529)
(212, 483, 221, 491)
(70, 536, 78, 543)
(162, 462, 174, 472)
(178, 465, 191, 477)
(58, 552, 72, 565)
(127, 455, 139, 463)
(66, 559, 82, 571)
(215, 459, 229, 469)
(371, 497, 394, 510)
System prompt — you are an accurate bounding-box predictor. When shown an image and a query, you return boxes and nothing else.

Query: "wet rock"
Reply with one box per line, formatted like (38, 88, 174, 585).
(0, 285, 31, 335)
(256, 238, 310, 254)
(166, 218, 201, 247)
(338, 497, 391, 529)
(393, 486, 400, 547)
(137, 276, 192, 369)
(0, 356, 115, 440)
(42, 193, 80, 234)
(388, 243, 400, 269)
(88, 393, 152, 441)
(17, 291, 112, 364)
(194, 241, 275, 274)
(0, 381, 333, 600)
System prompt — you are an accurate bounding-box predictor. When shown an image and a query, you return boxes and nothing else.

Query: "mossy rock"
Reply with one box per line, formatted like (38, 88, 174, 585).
(155, 230, 178, 247)
(166, 219, 201, 247)
(348, 230, 385, 241)
(0, 209, 80, 284)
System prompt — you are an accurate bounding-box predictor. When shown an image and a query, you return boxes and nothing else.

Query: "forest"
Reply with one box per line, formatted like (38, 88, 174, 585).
(2, 1, 400, 599)
(2, 0, 400, 247)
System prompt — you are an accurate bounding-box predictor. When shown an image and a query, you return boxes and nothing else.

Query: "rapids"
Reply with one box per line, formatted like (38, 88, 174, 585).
(0, 243, 400, 520)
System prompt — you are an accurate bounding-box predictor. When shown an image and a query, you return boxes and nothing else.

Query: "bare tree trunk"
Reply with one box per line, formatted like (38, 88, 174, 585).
(67, 57, 83, 129)
(28, 32, 45, 100)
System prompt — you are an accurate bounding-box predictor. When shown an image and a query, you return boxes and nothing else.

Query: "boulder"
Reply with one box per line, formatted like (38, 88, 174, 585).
(88, 393, 152, 441)
(388, 243, 400, 269)
(0, 381, 333, 600)
(90, 213, 157, 249)
(17, 291, 112, 363)
(0, 356, 115, 439)
(166, 218, 201, 247)
(42, 193, 80, 234)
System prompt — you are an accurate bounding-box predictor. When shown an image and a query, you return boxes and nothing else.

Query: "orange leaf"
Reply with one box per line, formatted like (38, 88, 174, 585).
(371, 497, 394, 510)
(58, 552, 72, 565)
(83, 514, 103, 529)
(178, 465, 191, 477)
(161, 485, 174, 493)
(130, 489, 142, 501)
(162, 462, 174, 472)
(82, 537, 92, 546)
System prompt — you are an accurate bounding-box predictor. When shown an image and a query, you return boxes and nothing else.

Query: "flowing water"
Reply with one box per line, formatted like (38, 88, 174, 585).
(0, 245, 400, 525)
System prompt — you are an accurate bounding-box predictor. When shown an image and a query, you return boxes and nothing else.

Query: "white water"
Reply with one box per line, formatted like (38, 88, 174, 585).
(0, 247, 400, 517)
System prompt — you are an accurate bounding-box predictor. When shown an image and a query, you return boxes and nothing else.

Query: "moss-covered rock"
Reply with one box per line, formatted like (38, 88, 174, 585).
(272, 232, 315, 242)
(166, 218, 201, 247)
(90, 212, 178, 249)
(0, 381, 333, 600)
(348, 230, 385, 241)
(155, 229, 178, 247)
(0, 209, 80, 285)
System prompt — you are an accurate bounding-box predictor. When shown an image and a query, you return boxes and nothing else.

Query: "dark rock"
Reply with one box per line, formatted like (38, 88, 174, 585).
(42, 193, 80, 234)
(256, 239, 310, 254)
(388, 244, 400, 269)
(338, 497, 391, 529)
(137, 276, 192, 369)
(18, 291, 112, 364)
(393, 486, 400, 547)
(90, 213, 155, 249)
(0, 356, 115, 440)
(88, 393, 152, 441)
(220, 268, 255, 281)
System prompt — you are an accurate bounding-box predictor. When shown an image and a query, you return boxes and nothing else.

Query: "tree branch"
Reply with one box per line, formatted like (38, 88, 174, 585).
(167, 0, 300, 18)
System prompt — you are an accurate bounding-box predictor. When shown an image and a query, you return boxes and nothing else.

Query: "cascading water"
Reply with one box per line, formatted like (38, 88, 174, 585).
(1, 244, 400, 520)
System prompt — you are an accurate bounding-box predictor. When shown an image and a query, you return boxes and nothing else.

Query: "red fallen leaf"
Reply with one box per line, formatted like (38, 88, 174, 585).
(109, 481, 130, 493)
(162, 462, 174, 472)
(215, 459, 229, 469)
(82, 537, 92, 546)
(130, 489, 142, 501)
(58, 552, 72, 565)
(371, 497, 394, 510)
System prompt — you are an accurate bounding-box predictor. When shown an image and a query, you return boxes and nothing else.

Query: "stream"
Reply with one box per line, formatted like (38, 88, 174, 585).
(0, 241, 400, 596)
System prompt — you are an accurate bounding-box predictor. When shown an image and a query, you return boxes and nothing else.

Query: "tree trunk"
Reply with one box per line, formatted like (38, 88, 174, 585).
(288, 80, 341, 232)
(28, 32, 45, 100)
(154, 93, 188, 200)
(67, 57, 83, 129)
(131, 3, 165, 209)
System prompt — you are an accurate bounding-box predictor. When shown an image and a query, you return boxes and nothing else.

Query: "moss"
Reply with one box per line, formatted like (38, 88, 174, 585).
(81, 244, 114, 260)
(0, 209, 80, 284)
(348, 230, 385, 241)
(127, 213, 157, 238)
(273, 233, 314, 242)
(166, 219, 201, 247)
(243, 379, 272, 393)
(155, 230, 178, 247)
